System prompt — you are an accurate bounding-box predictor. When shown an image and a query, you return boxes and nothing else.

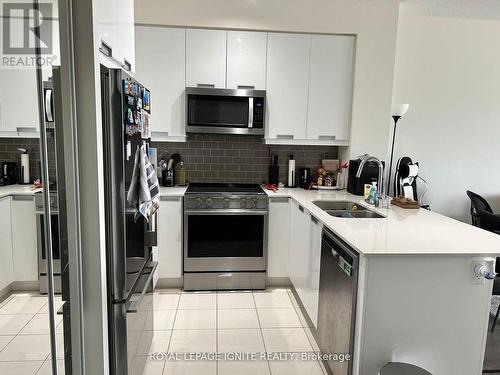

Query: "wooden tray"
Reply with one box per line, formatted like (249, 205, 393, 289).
(391, 196, 420, 209)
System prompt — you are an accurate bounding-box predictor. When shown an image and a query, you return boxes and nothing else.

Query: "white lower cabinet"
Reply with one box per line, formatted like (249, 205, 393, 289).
(10, 196, 38, 282)
(0, 197, 14, 291)
(156, 196, 183, 281)
(267, 197, 290, 280)
(288, 199, 322, 327)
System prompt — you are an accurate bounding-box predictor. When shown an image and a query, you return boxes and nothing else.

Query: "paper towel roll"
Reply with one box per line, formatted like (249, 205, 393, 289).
(21, 153, 30, 184)
(288, 158, 296, 187)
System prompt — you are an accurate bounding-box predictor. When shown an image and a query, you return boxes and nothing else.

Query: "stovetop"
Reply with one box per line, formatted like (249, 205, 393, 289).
(186, 183, 265, 195)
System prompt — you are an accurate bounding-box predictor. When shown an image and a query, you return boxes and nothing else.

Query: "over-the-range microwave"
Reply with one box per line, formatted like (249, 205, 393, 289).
(186, 87, 265, 135)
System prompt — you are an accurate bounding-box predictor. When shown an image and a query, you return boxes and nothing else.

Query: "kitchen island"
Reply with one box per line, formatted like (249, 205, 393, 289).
(265, 187, 500, 375)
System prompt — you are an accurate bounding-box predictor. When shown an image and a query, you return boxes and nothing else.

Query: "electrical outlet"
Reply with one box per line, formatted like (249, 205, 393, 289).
(471, 261, 486, 285)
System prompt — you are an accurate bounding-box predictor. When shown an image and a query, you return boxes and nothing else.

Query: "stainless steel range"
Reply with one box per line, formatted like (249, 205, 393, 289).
(183, 183, 268, 291)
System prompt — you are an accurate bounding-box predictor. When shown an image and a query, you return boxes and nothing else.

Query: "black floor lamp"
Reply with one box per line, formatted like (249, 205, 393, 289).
(387, 103, 410, 197)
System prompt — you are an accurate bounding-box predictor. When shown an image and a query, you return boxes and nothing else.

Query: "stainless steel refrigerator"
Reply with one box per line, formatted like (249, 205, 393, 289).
(100, 65, 157, 375)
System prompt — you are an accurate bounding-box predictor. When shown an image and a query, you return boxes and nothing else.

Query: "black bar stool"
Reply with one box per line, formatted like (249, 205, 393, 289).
(379, 362, 432, 375)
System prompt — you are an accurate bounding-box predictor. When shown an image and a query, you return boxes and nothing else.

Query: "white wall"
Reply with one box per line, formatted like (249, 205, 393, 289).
(392, 14, 500, 221)
(134, 0, 400, 162)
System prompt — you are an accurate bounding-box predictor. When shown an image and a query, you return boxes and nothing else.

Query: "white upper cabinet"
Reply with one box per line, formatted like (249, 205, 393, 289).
(98, 0, 135, 72)
(0, 68, 39, 133)
(116, 0, 135, 72)
(98, 0, 118, 55)
(186, 29, 227, 88)
(135, 26, 186, 140)
(306, 34, 355, 142)
(226, 31, 267, 90)
(265, 33, 311, 140)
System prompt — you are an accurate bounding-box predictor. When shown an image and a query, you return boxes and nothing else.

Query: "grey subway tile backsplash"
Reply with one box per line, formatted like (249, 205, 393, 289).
(0, 134, 337, 186)
(151, 134, 338, 184)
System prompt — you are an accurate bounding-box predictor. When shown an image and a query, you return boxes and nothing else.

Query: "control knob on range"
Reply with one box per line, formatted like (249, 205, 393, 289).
(240, 198, 247, 209)
(223, 197, 230, 209)
(205, 198, 213, 208)
(195, 197, 203, 208)
(252, 198, 258, 208)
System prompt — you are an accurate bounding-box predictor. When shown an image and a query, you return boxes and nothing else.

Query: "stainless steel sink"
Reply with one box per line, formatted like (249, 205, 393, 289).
(312, 200, 385, 219)
(312, 200, 367, 211)
(325, 210, 385, 219)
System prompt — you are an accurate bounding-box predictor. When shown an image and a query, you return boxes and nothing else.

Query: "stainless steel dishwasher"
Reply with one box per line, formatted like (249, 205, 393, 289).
(317, 228, 359, 375)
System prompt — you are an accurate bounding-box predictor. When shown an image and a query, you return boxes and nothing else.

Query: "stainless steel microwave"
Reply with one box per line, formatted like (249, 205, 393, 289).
(186, 87, 266, 135)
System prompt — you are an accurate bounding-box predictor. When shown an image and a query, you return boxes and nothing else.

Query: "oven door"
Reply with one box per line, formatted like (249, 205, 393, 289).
(184, 210, 268, 272)
(37, 212, 61, 274)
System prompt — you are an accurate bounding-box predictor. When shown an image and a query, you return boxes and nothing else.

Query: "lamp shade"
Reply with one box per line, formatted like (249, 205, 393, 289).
(391, 103, 410, 118)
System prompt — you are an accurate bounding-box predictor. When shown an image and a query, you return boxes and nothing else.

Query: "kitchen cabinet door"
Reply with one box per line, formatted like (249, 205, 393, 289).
(186, 29, 226, 88)
(0, 68, 39, 133)
(98, 0, 118, 57)
(267, 197, 290, 279)
(304, 213, 322, 328)
(226, 31, 267, 90)
(306, 35, 355, 142)
(10, 196, 38, 282)
(266, 33, 310, 140)
(0, 197, 14, 291)
(289, 200, 311, 300)
(135, 26, 186, 140)
(156, 196, 183, 280)
(116, 0, 135, 72)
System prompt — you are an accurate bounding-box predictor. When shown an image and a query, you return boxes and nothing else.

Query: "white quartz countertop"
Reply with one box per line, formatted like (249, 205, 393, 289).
(159, 186, 188, 197)
(0, 184, 41, 199)
(266, 187, 500, 256)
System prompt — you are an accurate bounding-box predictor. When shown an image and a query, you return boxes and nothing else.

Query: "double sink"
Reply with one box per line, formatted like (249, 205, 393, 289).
(312, 200, 385, 219)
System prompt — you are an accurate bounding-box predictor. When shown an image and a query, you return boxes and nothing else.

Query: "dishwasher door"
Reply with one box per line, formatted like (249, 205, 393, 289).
(317, 228, 359, 375)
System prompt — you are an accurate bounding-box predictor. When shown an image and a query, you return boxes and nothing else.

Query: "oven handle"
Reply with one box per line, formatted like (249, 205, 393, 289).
(126, 261, 158, 313)
(184, 209, 268, 215)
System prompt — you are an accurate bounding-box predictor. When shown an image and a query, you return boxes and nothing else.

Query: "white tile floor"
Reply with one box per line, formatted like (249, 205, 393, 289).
(144, 288, 327, 375)
(0, 289, 326, 375)
(0, 292, 64, 375)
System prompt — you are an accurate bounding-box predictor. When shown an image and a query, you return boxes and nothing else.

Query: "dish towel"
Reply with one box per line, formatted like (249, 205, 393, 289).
(127, 143, 160, 222)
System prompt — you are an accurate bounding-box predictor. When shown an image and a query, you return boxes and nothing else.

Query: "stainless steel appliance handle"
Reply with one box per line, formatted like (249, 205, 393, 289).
(12, 195, 34, 201)
(248, 97, 254, 128)
(184, 209, 268, 215)
(126, 261, 158, 313)
(45, 88, 54, 122)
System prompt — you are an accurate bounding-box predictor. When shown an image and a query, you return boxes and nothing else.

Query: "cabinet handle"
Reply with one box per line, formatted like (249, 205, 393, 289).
(99, 41, 112, 57)
(310, 215, 318, 225)
(318, 135, 336, 141)
(276, 134, 294, 139)
(16, 127, 37, 133)
(123, 59, 132, 72)
(160, 196, 181, 201)
(270, 197, 288, 203)
(12, 195, 33, 201)
(237, 85, 255, 89)
(196, 83, 215, 88)
(298, 205, 304, 213)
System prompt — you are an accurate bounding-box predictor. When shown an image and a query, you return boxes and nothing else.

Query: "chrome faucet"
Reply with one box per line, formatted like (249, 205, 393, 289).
(356, 155, 384, 207)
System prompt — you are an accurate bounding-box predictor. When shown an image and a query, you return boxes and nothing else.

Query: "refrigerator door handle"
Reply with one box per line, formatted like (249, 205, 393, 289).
(145, 212, 157, 247)
(126, 261, 157, 313)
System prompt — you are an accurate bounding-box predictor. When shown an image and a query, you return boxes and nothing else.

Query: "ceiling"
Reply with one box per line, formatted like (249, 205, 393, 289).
(399, 0, 500, 21)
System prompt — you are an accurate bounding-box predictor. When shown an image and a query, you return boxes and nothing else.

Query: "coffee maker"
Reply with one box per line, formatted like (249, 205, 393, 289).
(2, 162, 17, 185)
